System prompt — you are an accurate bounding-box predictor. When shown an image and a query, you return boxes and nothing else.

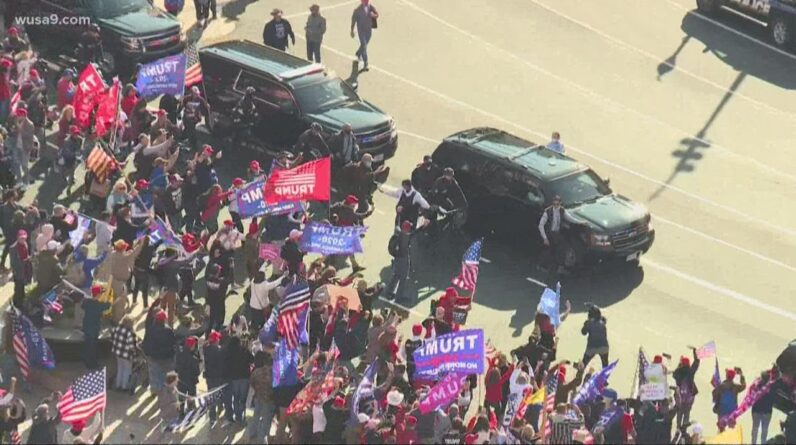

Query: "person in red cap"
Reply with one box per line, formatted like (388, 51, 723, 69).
(57, 120, 82, 192)
(56, 69, 76, 110)
(199, 184, 232, 233)
(9, 228, 31, 308)
(247, 160, 264, 182)
(673, 347, 700, 429)
(203, 329, 225, 423)
(2, 26, 29, 55)
(142, 303, 177, 396)
(227, 177, 246, 233)
(149, 108, 179, 140)
(13, 106, 35, 185)
(82, 284, 112, 369)
(175, 336, 201, 397)
(242, 219, 261, 281)
(713, 365, 746, 429)
(328, 194, 373, 273)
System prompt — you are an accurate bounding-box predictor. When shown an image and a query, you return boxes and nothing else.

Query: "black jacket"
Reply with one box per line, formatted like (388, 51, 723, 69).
(224, 337, 253, 381)
(262, 19, 295, 50)
(203, 343, 225, 380)
(175, 346, 201, 386)
(143, 321, 176, 360)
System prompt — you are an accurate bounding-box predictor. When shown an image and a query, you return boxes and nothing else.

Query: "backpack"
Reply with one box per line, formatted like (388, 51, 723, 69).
(164, 0, 184, 14)
(387, 233, 400, 257)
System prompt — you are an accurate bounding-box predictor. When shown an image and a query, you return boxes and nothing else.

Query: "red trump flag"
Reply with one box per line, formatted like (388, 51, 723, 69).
(94, 80, 120, 138)
(264, 157, 331, 203)
(72, 65, 106, 129)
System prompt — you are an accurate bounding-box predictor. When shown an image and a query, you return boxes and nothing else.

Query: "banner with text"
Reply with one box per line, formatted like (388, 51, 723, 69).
(299, 222, 367, 255)
(72, 64, 106, 129)
(235, 180, 302, 219)
(419, 372, 465, 414)
(135, 54, 187, 98)
(413, 329, 485, 378)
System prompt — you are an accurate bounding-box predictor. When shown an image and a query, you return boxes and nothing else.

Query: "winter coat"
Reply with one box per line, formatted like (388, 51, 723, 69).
(203, 343, 225, 380)
(143, 321, 176, 360)
(224, 336, 253, 381)
(82, 298, 110, 338)
(34, 251, 63, 292)
(175, 347, 201, 387)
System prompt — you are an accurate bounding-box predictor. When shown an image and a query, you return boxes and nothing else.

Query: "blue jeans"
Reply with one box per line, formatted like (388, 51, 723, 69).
(356, 32, 372, 64)
(147, 357, 173, 393)
(223, 378, 249, 422)
(751, 412, 771, 444)
(307, 40, 321, 63)
(115, 357, 132, 390)
(245, 398, 276, 442)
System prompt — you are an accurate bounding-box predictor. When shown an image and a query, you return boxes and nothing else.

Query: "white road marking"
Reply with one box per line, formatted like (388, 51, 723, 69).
(309, 39, 796, 238)
(284, 0, 356, 19)
(524, 0, 796, 120)
(526, 276, 547, 287)
(481, 257, 492, 263)
(397, 0, 796, 183)
(398, 129, 439, 144)
(375, 208, 386, 215)
(663, 0, 796, 62)
(641, 257, 796, 322)
(378, 296, 425, 317)
(654, 215, 796, 273)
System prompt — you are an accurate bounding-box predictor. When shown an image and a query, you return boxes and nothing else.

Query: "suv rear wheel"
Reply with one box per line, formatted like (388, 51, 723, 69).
(696, 0, 721, 14)
(770, 16, 793, 48)
(561, 238, 586, 269)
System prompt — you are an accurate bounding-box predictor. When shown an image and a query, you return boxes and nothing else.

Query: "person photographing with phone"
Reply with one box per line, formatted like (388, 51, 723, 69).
(712, 366, 746, 431)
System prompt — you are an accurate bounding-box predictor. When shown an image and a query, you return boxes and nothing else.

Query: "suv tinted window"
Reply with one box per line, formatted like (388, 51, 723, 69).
(293, 79, 358, 114)
(86, 0, 150, 17)
(47, 0, 80, 9)
(545, 169, 610, 206)
(235, 71, 297, 112)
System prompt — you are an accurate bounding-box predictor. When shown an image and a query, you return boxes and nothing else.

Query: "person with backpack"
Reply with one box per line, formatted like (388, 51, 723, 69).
(385, 220, 413, 302)
(712, 367, 746, 431)
(164, 0, 184, 15)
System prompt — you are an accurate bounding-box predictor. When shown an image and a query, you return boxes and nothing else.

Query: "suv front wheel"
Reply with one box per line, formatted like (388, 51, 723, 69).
(770, 16, 793, 48)
(561, 238, 586, 270)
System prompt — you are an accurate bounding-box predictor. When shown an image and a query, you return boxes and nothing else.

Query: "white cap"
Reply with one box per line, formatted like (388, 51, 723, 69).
(46, 240, 60, 251)
(357, 413, 370, 424)
(387, 389, 404, 407)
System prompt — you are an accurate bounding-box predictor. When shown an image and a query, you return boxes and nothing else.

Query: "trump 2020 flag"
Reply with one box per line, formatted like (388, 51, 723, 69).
(11, 310, 56, 374)
(235, 179, 302, 219)
(573, 359, 618, 406)
(537, 282, 562, 327)
(272, 338, 300, 388)
(68, 213, 94, 248)
(135, 53, 187, 98)
(351, 362, 379, 423)
(72, 64, 106, 129)
(264, 157, 331, 203)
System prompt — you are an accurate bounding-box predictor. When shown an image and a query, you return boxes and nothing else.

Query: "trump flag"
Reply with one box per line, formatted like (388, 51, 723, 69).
(72, 64, 107, 129)
(264, 157, 331, 203)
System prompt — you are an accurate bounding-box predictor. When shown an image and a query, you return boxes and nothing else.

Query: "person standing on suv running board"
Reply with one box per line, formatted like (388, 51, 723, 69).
(263, 9, 296, 52)
(351, 0, 379, 71)
(546, 131, 565, 154)
(537, 195, 585, 272)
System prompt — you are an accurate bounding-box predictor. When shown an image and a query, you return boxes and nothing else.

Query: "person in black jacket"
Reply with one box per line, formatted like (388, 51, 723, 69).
(113, 206, 150, 246)
(280, 230, 305, 276)
(262, 9, 295, 51)
(156, 247, 198, 326)
(26, 394, 61, 445)
(204, 263, 228, 336)
(175, 336, 201, 398)
(132, 237, 161, 308)
(142, 304, 176, 395)
(223, 335, 253, 425)
(203, 330, 225, 424)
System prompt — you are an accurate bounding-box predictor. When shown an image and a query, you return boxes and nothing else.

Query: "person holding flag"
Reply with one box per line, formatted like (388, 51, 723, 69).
(672, 346, 700, 429)
(712, 366, 746, 431)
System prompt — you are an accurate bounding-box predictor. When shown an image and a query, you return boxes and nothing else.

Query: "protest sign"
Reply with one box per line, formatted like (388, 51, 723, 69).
(135, 54, 187, 98)
(639, 363, 667, 401)
(413, 329, 485, 377)
(299, 222, 367, 255)
(235, 180, 302, 219)
(419, 373, 465, 414)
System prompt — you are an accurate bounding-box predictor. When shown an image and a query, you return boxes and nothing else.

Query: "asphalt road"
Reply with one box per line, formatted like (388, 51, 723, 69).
(4, 0, 796, 442)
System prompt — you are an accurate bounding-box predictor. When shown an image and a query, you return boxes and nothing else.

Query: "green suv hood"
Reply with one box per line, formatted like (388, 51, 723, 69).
(306, 101, 389, 133)
(97, 8, 179, 36)
(570, 194, 648, 232)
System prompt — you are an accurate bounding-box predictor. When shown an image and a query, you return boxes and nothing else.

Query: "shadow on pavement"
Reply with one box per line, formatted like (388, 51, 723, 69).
(678, 9, 796, 89)
(222, 0, 259, 22)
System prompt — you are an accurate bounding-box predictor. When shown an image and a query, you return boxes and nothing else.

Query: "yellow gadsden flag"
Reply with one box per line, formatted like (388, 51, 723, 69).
(707, 426, 743, 444)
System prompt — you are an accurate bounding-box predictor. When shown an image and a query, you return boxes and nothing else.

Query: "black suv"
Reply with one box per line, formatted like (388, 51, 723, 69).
(696, 0, 796, 49)
(432, 128, 655, 267)
(199, 40, 398, 161)
(27, 0, 185, 73)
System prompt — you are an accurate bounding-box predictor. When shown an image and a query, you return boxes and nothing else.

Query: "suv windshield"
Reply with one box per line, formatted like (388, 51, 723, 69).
(88, 0, 151, 18)
(546, 169, 611, 207)
(293, 79, 359, 114)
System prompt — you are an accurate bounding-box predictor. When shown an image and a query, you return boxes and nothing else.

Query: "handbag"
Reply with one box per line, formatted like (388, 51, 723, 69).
(371, 17, 378, 29)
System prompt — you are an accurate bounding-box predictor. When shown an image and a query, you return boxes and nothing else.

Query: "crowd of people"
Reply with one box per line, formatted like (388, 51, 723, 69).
(0, 5, 793, 445)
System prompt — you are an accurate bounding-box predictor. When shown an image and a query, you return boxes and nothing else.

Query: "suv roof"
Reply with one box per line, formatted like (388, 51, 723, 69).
(200, 40, 326, 86)
(444, 127, 585, 181)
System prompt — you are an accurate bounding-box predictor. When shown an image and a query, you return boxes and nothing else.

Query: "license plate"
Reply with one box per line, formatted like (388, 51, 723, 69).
(626, 252, 640, 262)
(373, 153, 384, 162)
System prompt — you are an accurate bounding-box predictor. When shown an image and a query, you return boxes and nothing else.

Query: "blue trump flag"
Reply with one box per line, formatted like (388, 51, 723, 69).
(235, 180, 302, 219)
(573, 359, 618, 406)
(148, 218, 181, 248)
(299, 222, 368, 255)
(272, 338, 300, 388)
(135, 54, 187, 98)
(259, 306, 279, 345)
(15, 311, 56, 370)
(351, 362, 379, 423)
(537, 282, 562, 327)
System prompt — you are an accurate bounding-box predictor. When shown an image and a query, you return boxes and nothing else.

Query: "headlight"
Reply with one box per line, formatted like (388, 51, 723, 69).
(590, 233, 611, 247)
(120, 36, 142, 51)
(647, 219, 654, 232)
(388, 118, 396, 130)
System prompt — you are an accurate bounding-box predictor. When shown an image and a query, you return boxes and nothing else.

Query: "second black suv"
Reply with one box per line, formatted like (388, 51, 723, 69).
(199, 40, 398, 161)
(696, 0, 796, 49)
(27, 0, 185, 74)
(432, 128, 655, 267)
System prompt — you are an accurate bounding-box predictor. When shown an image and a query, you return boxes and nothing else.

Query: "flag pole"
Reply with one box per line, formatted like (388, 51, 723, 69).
(630, 346, 641, 399)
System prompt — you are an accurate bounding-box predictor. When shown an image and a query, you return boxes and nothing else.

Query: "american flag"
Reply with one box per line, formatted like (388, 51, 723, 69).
(277, 281, 311, 349)
(696, 341, 716, 360)
(9, 89, 21, 115)
(184, 42, 203, 87)
(451, 239, 483, 292)
(166, 385, 225, 432)
(42, 289, 64, 314)
(542, 367, 560, 443)
(9, 310, 30, 380)
(58, 368, 107, 423)
(86, 145, 114, 182)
